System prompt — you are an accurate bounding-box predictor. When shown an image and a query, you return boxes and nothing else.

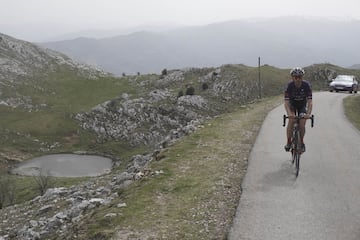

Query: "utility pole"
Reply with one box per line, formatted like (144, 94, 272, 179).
(258, 57, 261, 99)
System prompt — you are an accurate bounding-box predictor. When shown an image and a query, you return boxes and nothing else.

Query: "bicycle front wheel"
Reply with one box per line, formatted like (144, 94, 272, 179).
(292, 128, 301, 177)
(295, 152, 300, 177)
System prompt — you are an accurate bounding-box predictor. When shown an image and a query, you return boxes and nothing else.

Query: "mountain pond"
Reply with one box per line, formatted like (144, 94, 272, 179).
(10, 154, 113, 177)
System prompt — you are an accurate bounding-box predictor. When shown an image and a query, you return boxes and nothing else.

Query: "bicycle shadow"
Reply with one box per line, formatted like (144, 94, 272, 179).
(257, 160, 298, 192)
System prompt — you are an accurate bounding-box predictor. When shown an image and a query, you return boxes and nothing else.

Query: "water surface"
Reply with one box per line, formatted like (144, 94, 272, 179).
(11, 154, 112, 177)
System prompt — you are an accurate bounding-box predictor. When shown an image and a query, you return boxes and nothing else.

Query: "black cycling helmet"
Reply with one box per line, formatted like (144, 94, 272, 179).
(290, 67, 305, 77)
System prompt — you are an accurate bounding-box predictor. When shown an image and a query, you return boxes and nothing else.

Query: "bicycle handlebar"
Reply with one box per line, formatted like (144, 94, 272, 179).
(283, 114, 314, 127)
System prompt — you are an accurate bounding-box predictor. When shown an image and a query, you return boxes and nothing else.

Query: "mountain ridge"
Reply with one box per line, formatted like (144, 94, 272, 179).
(40, 16, 360, 75)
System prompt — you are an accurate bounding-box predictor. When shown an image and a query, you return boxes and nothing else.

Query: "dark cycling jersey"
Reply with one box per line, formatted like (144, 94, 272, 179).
(284, 80, 312, 113)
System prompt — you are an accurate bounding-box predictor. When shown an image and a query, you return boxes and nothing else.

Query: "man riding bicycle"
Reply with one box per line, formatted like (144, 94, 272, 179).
(284, 67, 313, 152)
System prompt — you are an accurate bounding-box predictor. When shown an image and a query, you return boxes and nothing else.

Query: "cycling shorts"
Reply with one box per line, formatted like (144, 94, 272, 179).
(290, 102, 307, 115)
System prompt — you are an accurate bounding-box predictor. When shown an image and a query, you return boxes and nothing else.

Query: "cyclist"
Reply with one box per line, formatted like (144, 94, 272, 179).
(284, 67, 313, 152)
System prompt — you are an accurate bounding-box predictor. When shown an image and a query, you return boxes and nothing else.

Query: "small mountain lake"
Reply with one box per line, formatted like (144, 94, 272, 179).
(10, 154, 113, 177)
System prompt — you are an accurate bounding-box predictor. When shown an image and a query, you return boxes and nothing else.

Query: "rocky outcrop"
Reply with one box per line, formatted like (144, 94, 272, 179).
(75, 94, 206, 147)
(0, 152, 165, 239)
(305, 64, 338, 87)
(0, 33, 107, 109)
(0, 33, 105, 81)
(74, 67, 261, 148)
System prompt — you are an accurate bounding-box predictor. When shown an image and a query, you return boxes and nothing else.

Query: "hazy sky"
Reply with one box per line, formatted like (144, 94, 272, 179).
(1, 0, 360, 41)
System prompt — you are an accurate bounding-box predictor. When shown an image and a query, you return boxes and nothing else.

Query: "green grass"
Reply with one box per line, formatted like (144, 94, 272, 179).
(76, 96, 283, 239)
(0, 67, 148, 207)
(0, 173, 91, 205)
(76, 92, 360, 239)
(344, 94, 360, 130)
(0, 66, 140, 155)
(35, 72, 136, 113)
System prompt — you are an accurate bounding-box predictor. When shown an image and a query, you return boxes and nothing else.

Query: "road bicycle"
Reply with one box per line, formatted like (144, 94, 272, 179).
(283, 114, 314, 177)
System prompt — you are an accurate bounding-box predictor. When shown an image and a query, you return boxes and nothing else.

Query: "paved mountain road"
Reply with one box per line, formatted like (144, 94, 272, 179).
(228, 92, 360, 240)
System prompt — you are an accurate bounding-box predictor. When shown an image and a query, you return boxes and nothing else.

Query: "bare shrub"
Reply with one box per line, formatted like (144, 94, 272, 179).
(0, 175, 16, 208)
(33, 168, 52, 196)
(0, 176, 6, 209)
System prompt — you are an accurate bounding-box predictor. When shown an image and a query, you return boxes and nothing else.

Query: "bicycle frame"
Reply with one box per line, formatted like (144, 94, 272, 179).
(283, 114, 314, 177)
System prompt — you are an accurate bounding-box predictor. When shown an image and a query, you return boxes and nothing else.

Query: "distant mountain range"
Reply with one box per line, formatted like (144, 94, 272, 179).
(349, 64, 360, 69)
(39, 16, 360, 75)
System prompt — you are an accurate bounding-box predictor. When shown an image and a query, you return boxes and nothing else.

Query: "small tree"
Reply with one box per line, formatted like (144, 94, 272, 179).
(107, 99, 118, 113)
(161, 68, 168, 76)
(186, 86, 195, 96)
(178, 90, 184, 98)
(202, 83, 209, 91)
(33, 168, 52, 196)
(212, 71, 218, 80)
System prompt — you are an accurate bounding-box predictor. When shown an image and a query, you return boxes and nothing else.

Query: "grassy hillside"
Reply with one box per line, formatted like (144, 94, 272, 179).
(1, 64, 286, 163)
(4, 33, 360, 238)
(0, 66, 137, 161)
(1, 62, 359, 177)
(66, 95, 284, 239)
(1, 59, 360, 238)
(2, 63, 357, 163)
